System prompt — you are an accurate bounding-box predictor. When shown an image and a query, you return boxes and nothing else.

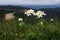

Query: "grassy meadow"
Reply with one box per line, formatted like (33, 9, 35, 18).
(0, 17, 60, 40)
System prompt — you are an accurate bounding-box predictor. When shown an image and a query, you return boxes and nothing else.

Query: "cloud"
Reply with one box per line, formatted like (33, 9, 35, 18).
(0, 0, 60, 5)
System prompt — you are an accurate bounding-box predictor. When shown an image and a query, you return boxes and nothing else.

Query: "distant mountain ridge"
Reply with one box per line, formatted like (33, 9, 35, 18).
(20, 5, 60, 9)
(0, 5, 60, 10)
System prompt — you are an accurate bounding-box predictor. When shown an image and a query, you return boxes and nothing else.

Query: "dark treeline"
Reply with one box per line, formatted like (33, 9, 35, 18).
(0, 5, 30, 22)
(0, 6, 60, 22)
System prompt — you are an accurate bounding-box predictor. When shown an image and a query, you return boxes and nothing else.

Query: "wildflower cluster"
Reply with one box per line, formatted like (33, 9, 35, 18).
(24, 9, 46, 18)
(18, 18, 23, 21)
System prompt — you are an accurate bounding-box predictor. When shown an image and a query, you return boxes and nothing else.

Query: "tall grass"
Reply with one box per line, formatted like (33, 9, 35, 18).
(0, 17, 60, 40)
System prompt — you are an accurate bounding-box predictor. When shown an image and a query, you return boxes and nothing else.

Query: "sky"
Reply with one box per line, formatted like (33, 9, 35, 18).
(0, 0, 60, 5)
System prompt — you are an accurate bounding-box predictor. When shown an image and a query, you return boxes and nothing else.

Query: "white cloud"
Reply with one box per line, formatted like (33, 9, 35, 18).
(0, 0, 60, 5)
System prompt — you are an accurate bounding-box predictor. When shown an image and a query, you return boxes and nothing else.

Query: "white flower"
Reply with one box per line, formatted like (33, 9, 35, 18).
(26, 9, 34, 14)
(50, 18, 54, 21)
(36, 11, 46, 18)
(24, 9, 35, 16)
(32, 12, 36, 16)
(27, 14, 31, 16)
(18, 18, 23, 21)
